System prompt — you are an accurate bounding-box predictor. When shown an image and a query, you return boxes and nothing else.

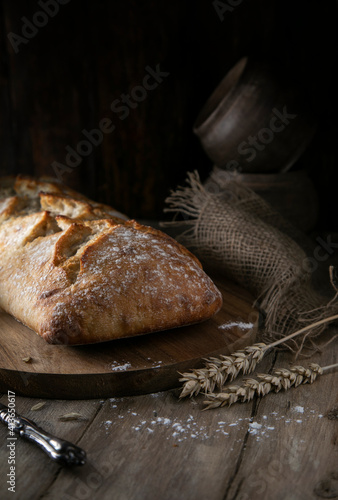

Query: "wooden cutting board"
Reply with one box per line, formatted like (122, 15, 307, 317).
(0, 279, 259, 399)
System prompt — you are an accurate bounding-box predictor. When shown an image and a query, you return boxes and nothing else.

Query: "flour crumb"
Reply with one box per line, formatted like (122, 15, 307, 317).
(103, 420, 113, 432)
(219, 321, 254, 330)
(111, 361, 131, 371)
(293, 406, 304, 414)
(249, 422, 262, 435)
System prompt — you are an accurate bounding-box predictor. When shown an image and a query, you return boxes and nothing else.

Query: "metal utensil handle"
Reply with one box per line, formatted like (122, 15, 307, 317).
(0, 403, 86, 466)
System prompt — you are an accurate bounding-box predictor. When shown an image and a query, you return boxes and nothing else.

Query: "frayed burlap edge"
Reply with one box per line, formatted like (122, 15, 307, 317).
(162, 171, 338, 355)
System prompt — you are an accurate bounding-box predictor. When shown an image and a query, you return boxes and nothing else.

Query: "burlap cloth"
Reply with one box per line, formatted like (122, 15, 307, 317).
(163, 168, 338, 354)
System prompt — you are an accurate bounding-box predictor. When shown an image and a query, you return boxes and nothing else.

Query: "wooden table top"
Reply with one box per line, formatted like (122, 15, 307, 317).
(0, 330, 337, 500)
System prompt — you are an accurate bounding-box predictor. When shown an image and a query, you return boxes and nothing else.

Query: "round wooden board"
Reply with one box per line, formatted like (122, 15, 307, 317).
(0, 279, 258, 399)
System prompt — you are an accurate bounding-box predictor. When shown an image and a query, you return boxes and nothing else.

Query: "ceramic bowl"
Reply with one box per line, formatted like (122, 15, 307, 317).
(193, 57, 316, 173)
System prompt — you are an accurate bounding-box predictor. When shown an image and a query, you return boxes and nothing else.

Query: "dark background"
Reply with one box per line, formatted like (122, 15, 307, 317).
(0, 0, 337, 228)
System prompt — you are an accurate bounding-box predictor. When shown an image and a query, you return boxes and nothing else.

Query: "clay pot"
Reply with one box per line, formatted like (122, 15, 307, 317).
(193, 57, 316, 173)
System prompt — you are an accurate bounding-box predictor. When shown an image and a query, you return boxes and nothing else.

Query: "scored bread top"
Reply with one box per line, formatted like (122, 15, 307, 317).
(0, 175, 222, 345)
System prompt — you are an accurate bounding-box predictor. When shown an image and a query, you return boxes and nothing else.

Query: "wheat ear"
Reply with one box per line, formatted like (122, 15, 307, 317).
(202, 362, 338, 410)
(179, 343, 266, 398)
(179, 311, 338, 398)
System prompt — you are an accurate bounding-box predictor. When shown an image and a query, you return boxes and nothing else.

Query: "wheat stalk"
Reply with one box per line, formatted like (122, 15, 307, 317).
(179, 311, 338, 398)
(202, 362, 338, 410)
(180, 266, 338, 399)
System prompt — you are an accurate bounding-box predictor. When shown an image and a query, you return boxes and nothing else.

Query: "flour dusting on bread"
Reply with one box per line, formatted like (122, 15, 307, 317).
(0, 175, 222, 345)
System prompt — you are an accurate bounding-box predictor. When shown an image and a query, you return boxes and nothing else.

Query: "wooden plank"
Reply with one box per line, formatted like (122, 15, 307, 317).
(0, 395, 102, 500)
(86, 0, 207, 218)
(26, 391, 254, 500)
(0, 335, 336, 499)
(2, 0, 90, 188)
(35, 337, 337, 500)
(0, 0, 337, 224)
(0, 3, 15, 176)
(223, 335, 338, 500)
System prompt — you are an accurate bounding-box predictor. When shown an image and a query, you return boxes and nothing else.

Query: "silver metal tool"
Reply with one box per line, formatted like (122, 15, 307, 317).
(0, 402, 86, 466)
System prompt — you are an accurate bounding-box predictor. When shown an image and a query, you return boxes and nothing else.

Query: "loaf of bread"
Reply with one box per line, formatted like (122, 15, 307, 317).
(0, 175, 222, 345)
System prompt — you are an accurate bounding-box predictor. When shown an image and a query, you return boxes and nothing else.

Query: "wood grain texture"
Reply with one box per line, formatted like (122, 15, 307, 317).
(223, 342, 338, 500)
(0, 279, 258, 399)
(0, 0, 337, 226)
(0, 335, 336, 500)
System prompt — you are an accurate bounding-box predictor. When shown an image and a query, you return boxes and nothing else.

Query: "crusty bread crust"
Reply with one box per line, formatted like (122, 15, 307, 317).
(0, 175, 222, 345)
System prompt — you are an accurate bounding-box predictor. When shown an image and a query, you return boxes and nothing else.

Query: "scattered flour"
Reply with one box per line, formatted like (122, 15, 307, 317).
(104, 420, 113, 431)
(248, 422, 262, 435)
(100, 400, 325, 443)
(219, 321, 254, 331)
(146, 358, 164, 368)
(293, 406, 304, 414)
(111, 362, 132, 371)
